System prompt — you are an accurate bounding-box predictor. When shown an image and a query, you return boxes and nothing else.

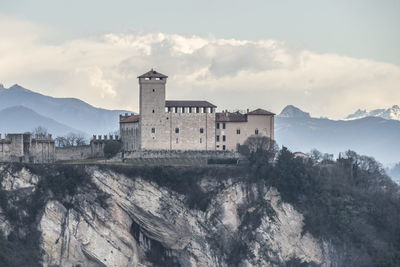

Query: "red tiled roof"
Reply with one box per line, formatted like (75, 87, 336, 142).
(138, 69, 168, 78)
(216, 112, 247, 122)
(120, 115, 140, 123)
(247, 108, 275, 116)
(165, 100, 216, 108)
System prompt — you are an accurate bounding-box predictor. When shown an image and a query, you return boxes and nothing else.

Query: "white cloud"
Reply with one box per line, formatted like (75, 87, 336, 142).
(0, 16, 399, 118)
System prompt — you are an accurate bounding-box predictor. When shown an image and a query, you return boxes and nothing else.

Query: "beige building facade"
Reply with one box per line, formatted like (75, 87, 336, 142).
(119, 69, 274, 152)
(215, 109, 275, 151)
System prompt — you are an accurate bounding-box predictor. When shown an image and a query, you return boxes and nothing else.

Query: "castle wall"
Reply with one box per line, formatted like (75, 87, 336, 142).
(30, 140, 56, 163)
(120, 122, 139, 151)
(124, 149, 239, 160)
(169, 111, 215, 150)
(55, 146, 92, 161)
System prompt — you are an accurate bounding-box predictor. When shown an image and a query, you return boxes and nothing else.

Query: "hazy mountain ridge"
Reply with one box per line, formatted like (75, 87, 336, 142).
(0, 106, 82, 136)
(275, 105, 400, 165)
(0, 84, 132, 136)
(346, 105, 400, 121)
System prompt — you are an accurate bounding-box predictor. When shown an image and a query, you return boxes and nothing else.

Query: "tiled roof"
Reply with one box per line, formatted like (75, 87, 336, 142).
(216, 112, 247, 122)
(120, 115, 140, 123)
(138, 69, 168, 78)
(247, 108, 275, 116)
(165, 100, 217, 108)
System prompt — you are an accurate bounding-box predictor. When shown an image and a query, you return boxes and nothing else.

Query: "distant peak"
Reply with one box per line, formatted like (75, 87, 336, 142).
(392, 105, 399, 109)
(0, 83, 4, 90)
(279, 105, 310, 118)
(8, 84, 31, 93)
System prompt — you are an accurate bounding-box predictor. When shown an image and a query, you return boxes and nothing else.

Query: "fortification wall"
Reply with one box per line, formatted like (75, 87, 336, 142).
(55, 146, 92, 161)
(30, 140, 56, 163)
(123, 150, 240, 160)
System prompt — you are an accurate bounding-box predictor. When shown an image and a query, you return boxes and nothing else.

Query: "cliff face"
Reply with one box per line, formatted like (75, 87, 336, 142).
(0, 164, 337, 267)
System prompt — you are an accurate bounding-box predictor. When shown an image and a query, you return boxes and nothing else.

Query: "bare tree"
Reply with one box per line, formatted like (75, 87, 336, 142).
(32, 126, 48, 136)
(55, 133, 87, 147)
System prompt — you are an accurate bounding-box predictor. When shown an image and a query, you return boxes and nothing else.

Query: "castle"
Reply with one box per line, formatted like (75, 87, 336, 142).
(0, 69, 274, 163)
(120, 69, 274, 153)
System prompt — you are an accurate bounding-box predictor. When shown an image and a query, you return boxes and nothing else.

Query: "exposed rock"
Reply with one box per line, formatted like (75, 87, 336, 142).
(0, 165, 337, 266)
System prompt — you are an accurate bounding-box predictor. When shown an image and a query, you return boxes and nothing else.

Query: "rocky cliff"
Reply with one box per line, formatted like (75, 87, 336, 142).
(0, 163, 339, 266)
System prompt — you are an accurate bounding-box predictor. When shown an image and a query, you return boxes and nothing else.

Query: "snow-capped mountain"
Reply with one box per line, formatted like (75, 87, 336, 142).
(346, 105, 400, 121)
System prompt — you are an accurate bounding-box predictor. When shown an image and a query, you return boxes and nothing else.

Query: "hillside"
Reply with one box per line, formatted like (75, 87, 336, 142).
(0, 106, 82, 136)
(0, 84, 131, 135)
(0, 148, 399, 266)
(275, 105, 400, 165)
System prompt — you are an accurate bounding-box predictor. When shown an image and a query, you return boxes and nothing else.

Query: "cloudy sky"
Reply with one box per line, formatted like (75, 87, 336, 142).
(1, 0, 399, 119)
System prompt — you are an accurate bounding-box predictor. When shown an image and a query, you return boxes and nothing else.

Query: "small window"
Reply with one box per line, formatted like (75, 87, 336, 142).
(223, 123, 226, 129)
(176, 138, 179, 144)
(196, 107, 200, 113)
(167, 107, 171, 112)
(152, 89, 155, 92)
(200, 138, 202, 143)
(217, 145, 220, 148)
(223, 135, 226, 142)
(216, 135, 220, 142)
(210, 108, 213, 113)
(222, 145, 226, 151)
(152, 109, 155, 113)
(151, 128, 155, 133)
(236, 129, 240, 134)
(175, 107, 178, 113)
(182, 107, 185, 113)
(203, 107, 207, 113)
(200, 128, 204, 134)
(255, 129, 259, 135)
(189, 107, 192, 113)
(216, 123, 220, 129)
(175, 128, 179, 133)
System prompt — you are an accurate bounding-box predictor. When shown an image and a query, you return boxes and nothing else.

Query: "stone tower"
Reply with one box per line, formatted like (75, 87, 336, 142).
(138, 69, 170, 150)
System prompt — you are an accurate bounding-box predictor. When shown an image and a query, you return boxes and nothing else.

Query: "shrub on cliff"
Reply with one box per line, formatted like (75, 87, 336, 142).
(103, 140, 122, 159)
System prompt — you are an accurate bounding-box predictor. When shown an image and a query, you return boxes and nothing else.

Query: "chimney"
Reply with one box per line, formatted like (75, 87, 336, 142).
(104, 135, 107, 140)
(93, 135, 96, 140)
(247, 108, 249, 113)
(98, 135, 102, 140)
(110, 135, 113, 140)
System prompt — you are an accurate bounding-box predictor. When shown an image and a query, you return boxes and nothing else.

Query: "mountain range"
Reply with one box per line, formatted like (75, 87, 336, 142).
(0, 84, 131, 137)
(275, 105, 400, 166)
(346, 105, 400, 121)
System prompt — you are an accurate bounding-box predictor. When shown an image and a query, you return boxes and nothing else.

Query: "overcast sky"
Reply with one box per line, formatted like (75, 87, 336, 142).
(1, 0, 399, 119)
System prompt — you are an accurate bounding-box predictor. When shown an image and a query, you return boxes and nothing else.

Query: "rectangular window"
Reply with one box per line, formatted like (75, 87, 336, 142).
(176, 138, 179, 143)
(182, 107, 185, 113)
(223, 135, 226, 142)
(175, 128, 179, 133)
(217, 123, 220, 129)
(216, 135, 220, 142)
(196, 107, 200, 113)
(189, 107, 192, 113)
(151, 128, 155, 133)
(167, 107, 171, 112)
(223, 123, 226, 129)
(175, 107, 178, 113)
(236, 129, 240, 134)
(200, 128, 204, 133)
(203, 107, 207, 113)
(255, 129, 259, 135)
(222, 145, 226, 150)
(210, 108, 213, 113)
(200, 138, 202, 143)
